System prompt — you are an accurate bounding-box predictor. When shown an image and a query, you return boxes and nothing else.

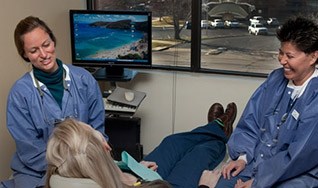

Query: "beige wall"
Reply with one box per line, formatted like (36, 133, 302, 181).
(119, 71, 264, 154)
(0, 0, 86, 180)
(0, 0, 266, 181)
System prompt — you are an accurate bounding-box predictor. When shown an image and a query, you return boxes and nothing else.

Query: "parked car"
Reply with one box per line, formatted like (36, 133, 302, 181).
(267, 17, 280, 26)
(224, 19, 240, 28)
(248, 23, 268, 35)
(211, 19, 224, 28)
(249, 16, 266, 25)
(201, 20, 212, 29)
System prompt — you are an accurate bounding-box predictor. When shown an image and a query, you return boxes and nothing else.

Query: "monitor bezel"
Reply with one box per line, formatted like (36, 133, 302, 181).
(69, 9, 152, 69)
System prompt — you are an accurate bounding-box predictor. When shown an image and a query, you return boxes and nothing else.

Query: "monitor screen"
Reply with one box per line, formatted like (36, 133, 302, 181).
(69, 10, 152, 80)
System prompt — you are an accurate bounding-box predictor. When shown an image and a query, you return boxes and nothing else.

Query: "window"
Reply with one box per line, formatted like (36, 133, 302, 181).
(88, 0, 318, 77)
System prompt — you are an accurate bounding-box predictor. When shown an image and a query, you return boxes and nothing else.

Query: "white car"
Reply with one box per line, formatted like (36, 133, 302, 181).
(201, 20, 212, 29)
(267, 17, 280, 26)
(211, 19, 224, 28)
(248, 23, 268, 35)
(249, 16, 266, 25)
(224, 19, 240, 28)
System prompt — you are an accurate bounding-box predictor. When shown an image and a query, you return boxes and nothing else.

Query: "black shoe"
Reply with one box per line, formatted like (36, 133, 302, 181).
(207, 103, 224, 123)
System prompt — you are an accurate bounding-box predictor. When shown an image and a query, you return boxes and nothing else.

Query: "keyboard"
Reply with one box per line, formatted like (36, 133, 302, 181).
(103, 98, 136, 114)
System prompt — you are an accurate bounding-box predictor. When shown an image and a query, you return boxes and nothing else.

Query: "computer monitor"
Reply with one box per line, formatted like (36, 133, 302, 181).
(69, 9, 152, 80)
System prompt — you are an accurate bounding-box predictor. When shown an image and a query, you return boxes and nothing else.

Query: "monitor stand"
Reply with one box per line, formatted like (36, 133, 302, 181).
(93, 67, 137, 82)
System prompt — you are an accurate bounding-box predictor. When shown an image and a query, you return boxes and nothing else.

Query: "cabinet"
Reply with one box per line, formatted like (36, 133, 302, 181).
(105, 116, 143, 162)
(98, 74, 144, 162)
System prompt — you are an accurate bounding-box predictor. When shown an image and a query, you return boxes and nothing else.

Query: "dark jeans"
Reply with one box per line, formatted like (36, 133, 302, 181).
(144, 121, 227, 188)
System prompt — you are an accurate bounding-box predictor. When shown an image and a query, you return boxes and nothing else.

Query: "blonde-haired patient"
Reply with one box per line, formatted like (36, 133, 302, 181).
(46, 102, 237, 188)
(45, 118, 171, 188)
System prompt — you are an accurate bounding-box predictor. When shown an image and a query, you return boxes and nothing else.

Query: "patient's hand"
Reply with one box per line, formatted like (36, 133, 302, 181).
(140, 160, 158, 171)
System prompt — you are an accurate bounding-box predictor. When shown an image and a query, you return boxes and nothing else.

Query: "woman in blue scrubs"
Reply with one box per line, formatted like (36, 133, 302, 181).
(1, 16, 106, 188)
(215, 16, 318, 188)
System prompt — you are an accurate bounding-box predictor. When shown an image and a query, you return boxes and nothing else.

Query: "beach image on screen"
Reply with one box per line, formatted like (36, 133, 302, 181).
(73, 13, 149, 63)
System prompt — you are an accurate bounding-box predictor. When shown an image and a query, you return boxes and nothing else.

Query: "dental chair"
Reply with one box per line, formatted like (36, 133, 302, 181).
(49, 174, 101, 188)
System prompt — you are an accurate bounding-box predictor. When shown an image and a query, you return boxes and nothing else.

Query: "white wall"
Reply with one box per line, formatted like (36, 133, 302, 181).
(0, 0, 266, 180)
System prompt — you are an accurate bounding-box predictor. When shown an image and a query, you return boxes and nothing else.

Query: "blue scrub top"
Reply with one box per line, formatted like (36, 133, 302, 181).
(4, 62, 106, 188)
(228, 68, 318, 187)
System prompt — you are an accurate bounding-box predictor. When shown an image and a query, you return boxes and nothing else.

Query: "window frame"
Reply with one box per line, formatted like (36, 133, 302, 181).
(86, 0, 269, 78)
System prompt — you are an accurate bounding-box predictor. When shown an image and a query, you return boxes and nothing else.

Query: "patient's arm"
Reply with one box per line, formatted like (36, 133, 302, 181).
(140, 160, 158, 171)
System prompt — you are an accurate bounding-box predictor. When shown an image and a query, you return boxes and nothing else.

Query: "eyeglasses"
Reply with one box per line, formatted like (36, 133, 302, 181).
(49, 158, 67, 174)
(44, 107, 78, 127)
(50, 116, 78, 126)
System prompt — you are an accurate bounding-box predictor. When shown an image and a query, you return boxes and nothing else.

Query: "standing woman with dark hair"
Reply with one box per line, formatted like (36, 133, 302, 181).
(1, 16, 107, 188)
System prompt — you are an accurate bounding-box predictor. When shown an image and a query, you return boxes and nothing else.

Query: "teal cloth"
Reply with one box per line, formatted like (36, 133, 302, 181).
(116, 151, 162, 181)
(33, 59, 64, 108)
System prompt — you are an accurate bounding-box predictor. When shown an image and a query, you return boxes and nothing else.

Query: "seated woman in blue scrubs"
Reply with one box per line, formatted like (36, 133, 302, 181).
(1, 16, 106, 188)
(214, 16, 318, 188)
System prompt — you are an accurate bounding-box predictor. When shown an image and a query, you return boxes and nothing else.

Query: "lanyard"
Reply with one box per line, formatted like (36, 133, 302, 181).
(271, 91, 299, 144)
(280, 94, 298, 124)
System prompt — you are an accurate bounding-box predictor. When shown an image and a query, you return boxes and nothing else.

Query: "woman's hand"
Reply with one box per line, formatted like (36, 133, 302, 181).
(222, 159, 246, 179)
(140, 160, 158, 171)
(198, 169, 221, 188)
(102, 141, 112, 152)
(234, 179, 253, 188)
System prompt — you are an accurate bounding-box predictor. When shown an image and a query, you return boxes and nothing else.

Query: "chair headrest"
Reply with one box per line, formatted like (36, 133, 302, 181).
(49, 174, 101, 188)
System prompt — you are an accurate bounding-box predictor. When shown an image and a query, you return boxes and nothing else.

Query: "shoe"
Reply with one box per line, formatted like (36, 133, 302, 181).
(217, 102, 237, 138)
(207, 103, 224, 123)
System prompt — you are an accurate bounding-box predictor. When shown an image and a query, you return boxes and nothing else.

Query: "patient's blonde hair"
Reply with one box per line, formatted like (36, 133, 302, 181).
(45, 118, 171, 188)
